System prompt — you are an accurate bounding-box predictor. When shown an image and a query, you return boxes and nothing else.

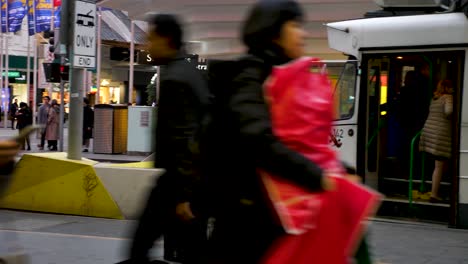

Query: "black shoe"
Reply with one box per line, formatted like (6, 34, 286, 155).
(83, 149, 89, 152)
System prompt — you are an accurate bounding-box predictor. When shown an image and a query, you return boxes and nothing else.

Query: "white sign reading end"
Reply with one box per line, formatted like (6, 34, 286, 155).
(73, 1, 97, 68)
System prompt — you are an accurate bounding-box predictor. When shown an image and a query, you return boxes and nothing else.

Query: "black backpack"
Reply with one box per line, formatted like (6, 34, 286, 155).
(197, 59, 240, 162)
(191, 59, 245, 213)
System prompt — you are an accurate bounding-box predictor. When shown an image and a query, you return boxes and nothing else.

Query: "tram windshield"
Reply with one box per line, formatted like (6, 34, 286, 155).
(334, 62, 357, 120)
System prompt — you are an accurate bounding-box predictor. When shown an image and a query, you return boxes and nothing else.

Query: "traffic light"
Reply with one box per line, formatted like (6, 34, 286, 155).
(43, 63, 69, 83)
(60, 65, 69, 81)
(43, 62, 61, 83)
(45, 29, 61, 62)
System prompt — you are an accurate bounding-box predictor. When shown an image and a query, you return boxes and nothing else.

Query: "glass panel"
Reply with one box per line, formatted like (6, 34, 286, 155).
(334, 62, 357, 120)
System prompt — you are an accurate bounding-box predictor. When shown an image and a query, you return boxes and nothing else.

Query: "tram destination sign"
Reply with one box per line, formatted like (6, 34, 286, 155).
(73, 0, 97, 68)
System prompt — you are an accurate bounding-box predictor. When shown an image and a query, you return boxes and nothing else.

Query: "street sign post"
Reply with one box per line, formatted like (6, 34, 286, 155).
(73, 1, 96, 68)
(66, 0, 97, 160)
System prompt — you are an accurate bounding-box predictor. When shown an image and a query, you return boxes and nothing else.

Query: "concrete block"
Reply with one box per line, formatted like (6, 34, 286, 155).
(94, 164, 164, 219)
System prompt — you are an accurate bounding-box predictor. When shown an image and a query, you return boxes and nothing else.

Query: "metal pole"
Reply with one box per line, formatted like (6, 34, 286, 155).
(129, 21, 134, 104)
(58, 0, 70, 151)
(67, 0, 84, 160)
(59, 57, 65, 152)
(48, 1, 55, 99)
(96, 7, 101, 105)
(32, 36, 38, 125)
(68, 67, 84, 160)
(26, 37, 31, 106)
(6, 35, 9, 111)
(1, 34, 5, 128)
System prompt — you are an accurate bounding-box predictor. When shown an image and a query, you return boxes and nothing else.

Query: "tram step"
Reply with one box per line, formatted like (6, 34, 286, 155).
(379, 177, 451, 200)
(377, 197, 449, 223)
(382, 177, 451, 185)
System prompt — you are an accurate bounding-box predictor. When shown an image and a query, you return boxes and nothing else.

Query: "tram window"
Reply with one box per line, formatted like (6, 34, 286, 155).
(334, 62, 357, 120)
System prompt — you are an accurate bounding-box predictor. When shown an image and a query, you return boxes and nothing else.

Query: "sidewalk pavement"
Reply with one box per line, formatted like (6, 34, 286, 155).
(0, 127, 149, 163)
(0, 210, 467, 264)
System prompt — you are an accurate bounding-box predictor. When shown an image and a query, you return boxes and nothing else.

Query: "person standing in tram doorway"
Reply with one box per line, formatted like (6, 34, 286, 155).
(117, 13, 210, 264)
(419, 80, 454, 203)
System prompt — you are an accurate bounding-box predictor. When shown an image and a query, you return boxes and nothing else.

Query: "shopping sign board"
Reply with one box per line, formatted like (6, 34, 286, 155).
(73, 0, 96, 68)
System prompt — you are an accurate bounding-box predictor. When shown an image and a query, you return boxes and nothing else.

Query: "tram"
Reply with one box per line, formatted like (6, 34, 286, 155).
(327, 0, 468, 227)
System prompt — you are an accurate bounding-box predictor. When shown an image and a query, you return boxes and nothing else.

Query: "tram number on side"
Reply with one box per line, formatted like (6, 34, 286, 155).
(332, 128, 344, 139)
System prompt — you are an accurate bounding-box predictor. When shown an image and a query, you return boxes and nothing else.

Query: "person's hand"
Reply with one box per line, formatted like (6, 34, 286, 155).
(321, 175, 335, 191)
(346, 174, 362, 184)
(176, 202, 195, 221)
(0, 140, 19, 167)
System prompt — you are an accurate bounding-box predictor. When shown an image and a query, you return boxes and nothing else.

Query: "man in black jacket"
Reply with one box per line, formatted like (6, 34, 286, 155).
(119, 14, 210, 264)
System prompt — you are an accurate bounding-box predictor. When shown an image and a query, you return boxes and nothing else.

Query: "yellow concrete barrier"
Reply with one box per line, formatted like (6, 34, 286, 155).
(0, 153, 124, 219)
(110, 161, 154, 168)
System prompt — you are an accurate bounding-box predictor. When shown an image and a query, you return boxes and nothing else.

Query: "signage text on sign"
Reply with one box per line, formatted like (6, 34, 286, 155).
(76, 35, 94, 48)
(73, 55, 96, 68)
(73, 1, 97, 68)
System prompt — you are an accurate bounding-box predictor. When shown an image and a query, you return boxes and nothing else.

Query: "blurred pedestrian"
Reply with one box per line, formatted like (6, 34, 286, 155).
(15, 102, 33, 151)
(0, 140, 19, 192)
(118, 13, 210, 264)
(0, 140, 18, 168)
(46, 99, 60, 151)
(204, 1, 334, 263)
(82, 98, 94, 152)
(37, 96, 51, 150)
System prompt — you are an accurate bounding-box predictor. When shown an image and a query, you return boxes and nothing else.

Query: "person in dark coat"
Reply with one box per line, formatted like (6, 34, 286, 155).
(9, 99, 18, 130)
(15, 102, 33, 150)
(118, 14, 210, 264)
(82, 98, 94, 152)
(205, 1, 333, 263)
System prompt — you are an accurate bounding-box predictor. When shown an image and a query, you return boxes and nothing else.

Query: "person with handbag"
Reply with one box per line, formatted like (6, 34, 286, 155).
(204, 1, 379, 263)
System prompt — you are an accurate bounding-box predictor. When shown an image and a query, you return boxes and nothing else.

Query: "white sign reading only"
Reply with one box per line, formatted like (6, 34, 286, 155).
(73, 0, 96, 68)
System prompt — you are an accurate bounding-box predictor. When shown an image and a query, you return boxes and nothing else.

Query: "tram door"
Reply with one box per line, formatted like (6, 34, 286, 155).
(362, 51, 464, 223)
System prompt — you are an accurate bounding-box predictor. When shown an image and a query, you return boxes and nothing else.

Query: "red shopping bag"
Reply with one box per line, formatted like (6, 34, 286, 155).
(262, 176, 381, 264)
(260, 57, 381, 264)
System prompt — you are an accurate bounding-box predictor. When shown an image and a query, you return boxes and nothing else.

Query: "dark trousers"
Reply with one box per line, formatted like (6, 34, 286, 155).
(207, 201, 283, 264)
(40, 132, 46, 148)
(354, 236, 373, 264)
(48, 140, 58, 150)
(18, 127, 30, 149)
(129, 176, 207, 264)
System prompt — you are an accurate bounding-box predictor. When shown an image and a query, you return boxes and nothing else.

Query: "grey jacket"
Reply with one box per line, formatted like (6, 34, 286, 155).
(38, 104, 50, 129)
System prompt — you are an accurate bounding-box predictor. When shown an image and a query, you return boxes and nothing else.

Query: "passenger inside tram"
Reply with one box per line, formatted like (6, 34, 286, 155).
(365, 52, 462, 206)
